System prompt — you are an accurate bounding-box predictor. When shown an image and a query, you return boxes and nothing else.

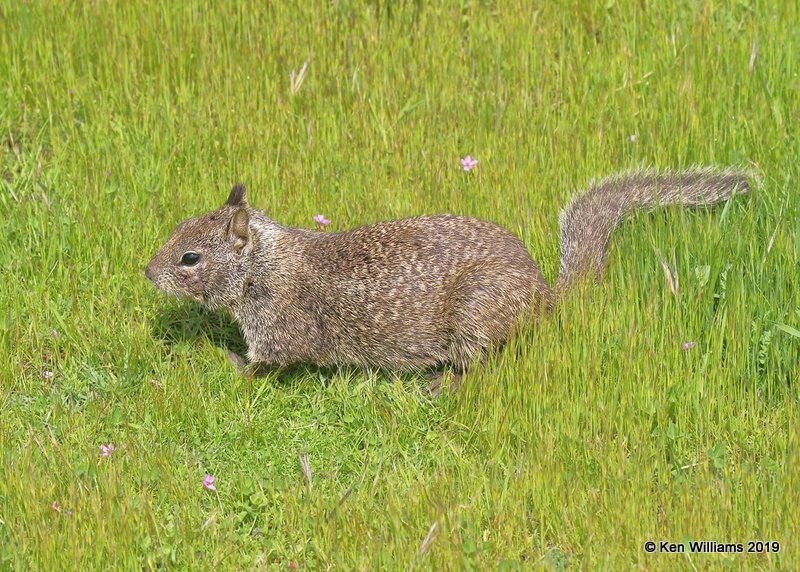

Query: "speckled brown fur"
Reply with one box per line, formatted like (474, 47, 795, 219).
(145, 168, 752, 386)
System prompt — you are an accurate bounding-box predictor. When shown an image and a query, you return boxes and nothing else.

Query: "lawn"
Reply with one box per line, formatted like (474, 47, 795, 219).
(1, 1, 798, 569)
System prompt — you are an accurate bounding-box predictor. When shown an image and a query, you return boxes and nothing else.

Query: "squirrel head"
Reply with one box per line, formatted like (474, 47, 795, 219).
(145, 184, 253, 309)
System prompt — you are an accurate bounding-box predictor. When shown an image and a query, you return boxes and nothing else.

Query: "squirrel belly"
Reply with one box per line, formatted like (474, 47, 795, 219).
(145, 168, 752, 373)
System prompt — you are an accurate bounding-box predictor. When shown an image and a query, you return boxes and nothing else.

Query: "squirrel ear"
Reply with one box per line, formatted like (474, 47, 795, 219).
(226, 183, 248, 207)
(228, 208, 250, 252)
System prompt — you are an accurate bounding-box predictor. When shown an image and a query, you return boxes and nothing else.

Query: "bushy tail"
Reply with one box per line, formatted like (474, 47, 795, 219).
(555, 167, 753, 295)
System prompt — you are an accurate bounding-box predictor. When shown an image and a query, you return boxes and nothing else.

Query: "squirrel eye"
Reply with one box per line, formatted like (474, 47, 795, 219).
(180, 252, 201, 266)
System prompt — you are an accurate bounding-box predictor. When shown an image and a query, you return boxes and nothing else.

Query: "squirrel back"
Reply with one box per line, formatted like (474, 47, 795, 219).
(145, 168, 752, 375)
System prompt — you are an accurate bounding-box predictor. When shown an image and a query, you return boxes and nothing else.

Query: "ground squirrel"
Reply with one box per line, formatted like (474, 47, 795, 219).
(145, 168, 751, 394)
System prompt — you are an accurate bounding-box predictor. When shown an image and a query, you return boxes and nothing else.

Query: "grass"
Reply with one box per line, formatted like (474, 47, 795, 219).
(1, 0, 798, 569)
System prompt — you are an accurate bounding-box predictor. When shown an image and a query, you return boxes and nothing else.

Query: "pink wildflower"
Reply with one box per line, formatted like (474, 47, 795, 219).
(203, 474, 217, 492)
(50, 501, 72, 515)
(460, 155, 478, 172)
(99, 443, 115, 457)
(313, 214, 331, 230)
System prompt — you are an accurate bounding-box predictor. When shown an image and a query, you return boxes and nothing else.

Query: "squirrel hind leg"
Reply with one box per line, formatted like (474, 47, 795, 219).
(443, 263, 539, 365)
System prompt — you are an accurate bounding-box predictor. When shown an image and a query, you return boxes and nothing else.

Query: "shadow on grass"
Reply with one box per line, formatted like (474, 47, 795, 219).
(152, 302, 248, 357)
